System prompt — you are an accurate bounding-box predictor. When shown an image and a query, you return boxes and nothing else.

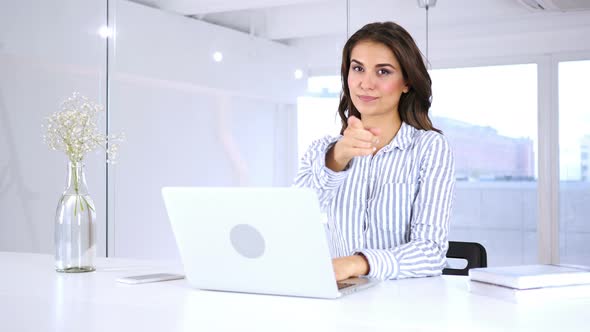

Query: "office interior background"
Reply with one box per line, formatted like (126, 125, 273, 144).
(1, 0, 589, 267)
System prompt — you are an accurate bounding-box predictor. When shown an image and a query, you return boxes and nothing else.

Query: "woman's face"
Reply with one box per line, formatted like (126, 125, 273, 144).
(347, 40, 408, 118)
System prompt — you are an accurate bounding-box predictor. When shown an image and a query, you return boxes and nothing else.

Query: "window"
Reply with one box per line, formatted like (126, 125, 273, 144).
(430, 64, 538, 266)
(297, 76, 342, 160)
(558, 59, 590, 265)
(298, 64, 539, 266)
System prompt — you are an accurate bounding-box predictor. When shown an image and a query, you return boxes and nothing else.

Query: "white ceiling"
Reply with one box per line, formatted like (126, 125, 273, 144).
(133, 0, 325, 14)
(128, 0, 590, 72)
(129, 0, 590, 41)
(132, 0, 539, 41)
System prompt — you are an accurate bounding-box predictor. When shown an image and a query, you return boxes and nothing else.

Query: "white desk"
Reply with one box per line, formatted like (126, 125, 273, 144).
(1, 252, 588, 332)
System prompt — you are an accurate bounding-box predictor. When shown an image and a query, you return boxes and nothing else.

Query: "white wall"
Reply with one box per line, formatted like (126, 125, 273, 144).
(0, 0, 108, 255)
(108, 0, 305, 260)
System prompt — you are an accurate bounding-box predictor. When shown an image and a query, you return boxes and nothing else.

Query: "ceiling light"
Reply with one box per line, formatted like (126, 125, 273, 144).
(417, 0, 437, 8)
(98, 26, 112, 38)
(294, 69, 303, 80)
(417, 0, 436, 63)
(213, 52, 223, 62)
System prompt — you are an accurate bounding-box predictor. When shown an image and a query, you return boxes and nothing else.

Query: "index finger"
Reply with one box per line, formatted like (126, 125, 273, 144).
(347, 116, 364, 130)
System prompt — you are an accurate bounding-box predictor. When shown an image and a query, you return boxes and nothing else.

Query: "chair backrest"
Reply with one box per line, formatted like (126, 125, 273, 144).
(442, 241, 487, 276)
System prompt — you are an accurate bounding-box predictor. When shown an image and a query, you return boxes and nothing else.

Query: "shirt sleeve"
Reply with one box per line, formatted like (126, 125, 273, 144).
(356, 132, 455, 280)
(293, 135, 351, 212)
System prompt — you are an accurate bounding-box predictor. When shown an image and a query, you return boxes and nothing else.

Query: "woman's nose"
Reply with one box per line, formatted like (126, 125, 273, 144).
(359, 74, 375, 90)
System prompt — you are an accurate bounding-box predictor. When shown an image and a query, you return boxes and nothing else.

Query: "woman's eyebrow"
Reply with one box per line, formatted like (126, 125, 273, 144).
(376, 63, 395, 69)
(351, 59, 395, 69)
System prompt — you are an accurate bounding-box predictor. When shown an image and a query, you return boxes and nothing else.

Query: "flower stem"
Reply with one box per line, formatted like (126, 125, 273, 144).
(82, 196, 95, 212)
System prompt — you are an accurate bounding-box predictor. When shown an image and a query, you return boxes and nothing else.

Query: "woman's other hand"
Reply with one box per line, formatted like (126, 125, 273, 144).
(332, 254, 370, 281)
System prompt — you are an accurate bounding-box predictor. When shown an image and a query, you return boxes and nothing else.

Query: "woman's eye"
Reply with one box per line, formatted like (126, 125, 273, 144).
(378, 69, 391, 75)
(352, 65, 363, 72)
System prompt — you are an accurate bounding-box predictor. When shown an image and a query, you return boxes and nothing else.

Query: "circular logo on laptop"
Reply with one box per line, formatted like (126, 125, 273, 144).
(229, 224, 265, 259)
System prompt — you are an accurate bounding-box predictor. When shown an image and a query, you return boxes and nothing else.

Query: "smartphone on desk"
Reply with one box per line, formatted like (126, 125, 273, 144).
(116, 273, 185, 284)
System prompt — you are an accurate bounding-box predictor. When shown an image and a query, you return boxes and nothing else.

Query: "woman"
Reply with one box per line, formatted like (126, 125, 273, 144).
(295, 22, 455, 281)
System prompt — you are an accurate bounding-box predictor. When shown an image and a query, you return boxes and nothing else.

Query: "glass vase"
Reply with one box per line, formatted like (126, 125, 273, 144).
(54, 161, 96, 272)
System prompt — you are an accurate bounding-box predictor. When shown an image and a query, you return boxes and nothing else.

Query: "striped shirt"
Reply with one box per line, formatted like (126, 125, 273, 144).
(294, 122, 455, 280)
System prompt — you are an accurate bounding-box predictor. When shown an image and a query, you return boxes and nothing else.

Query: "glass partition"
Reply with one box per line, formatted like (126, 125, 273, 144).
(107, 0, 341, 259)
(0, 0, 107, 255)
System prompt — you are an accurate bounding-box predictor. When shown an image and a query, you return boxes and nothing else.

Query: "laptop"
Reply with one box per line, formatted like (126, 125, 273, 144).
(162, 187, 378, 299)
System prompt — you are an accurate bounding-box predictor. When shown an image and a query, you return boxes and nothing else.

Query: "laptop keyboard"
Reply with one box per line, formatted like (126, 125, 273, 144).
(337, 282, 355, 290)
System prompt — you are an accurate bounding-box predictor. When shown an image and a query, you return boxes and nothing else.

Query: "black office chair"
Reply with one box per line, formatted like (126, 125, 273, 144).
(442, 241, 487, 276)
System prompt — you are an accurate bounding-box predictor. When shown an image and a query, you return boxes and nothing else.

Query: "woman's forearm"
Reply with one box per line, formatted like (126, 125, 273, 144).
(325, 143, 351, 172)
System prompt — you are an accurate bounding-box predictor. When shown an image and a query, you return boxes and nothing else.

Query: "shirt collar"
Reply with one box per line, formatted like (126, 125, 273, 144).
(382, 122, 416, 152)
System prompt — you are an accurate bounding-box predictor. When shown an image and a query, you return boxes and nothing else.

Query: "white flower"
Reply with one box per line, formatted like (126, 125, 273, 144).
(43, 92, 123, 163)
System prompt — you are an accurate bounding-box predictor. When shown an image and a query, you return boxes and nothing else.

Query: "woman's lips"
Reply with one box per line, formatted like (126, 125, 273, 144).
(358, 95, 378, 102)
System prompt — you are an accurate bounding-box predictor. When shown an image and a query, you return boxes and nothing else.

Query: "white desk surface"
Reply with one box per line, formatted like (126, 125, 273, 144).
(1, 252, 588, 332)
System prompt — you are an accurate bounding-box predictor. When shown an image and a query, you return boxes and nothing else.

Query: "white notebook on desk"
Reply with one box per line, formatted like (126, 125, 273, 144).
(469, 264, 590, 290)
(468, 280, 590, 304)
